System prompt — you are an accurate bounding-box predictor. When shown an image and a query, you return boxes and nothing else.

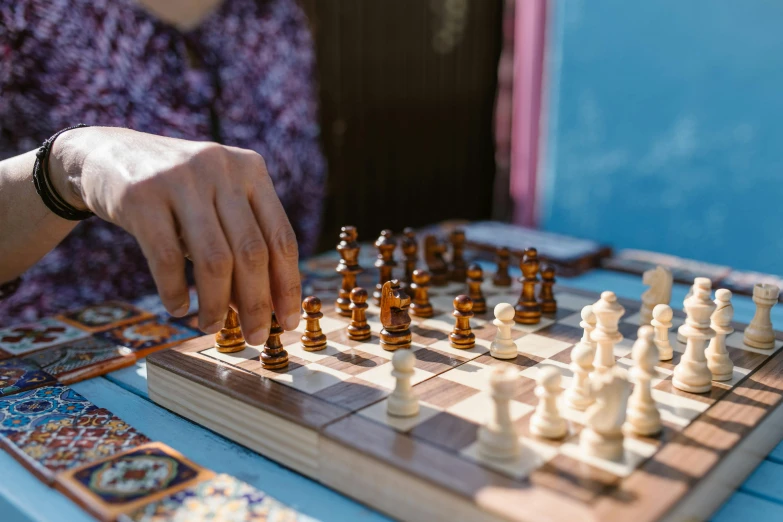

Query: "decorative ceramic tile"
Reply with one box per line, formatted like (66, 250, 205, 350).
(0, 318, 91, 356)
(58, 302, 153, 333)
(0, 385, 92, 432)
(119, 473, 317, 522)
(0, 407, 150, 484)
(96, 319, 200, 358)
(57, 442, 213, 522)
(23, 337, 135, 384)
(0, 358, 58, 396)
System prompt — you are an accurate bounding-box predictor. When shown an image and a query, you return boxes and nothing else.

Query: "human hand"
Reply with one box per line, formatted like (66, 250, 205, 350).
(49, 126, 301, 345)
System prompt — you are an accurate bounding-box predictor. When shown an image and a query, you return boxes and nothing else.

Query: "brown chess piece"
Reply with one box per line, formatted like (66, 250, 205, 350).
(409, 269, 434, 318)
(261, 312, 288, 369)
(514, 247, 542, 324)
(449, 229, 468, 282)
(401, 228, 418, 288)
(379, 280, 412, 351)
(373, 230, 398, 304)
(348, 287, 371, 341)
(467, 264, 487, 314)
(301, 296, 328, 351)
(450, 295, 476, 349)
(539, 263, 557, 314)
(493, 246, 512, 287)
(335, 226, 362, 317)
(216, 308, 246, 353)
(424, 235, 449, 286)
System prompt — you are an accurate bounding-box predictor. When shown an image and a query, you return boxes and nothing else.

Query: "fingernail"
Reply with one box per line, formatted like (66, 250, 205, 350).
(283, 313, 300, 331)
(203, 321, 223, 334)
(172, 302, 189, 318)
(247, 328, 269, 346)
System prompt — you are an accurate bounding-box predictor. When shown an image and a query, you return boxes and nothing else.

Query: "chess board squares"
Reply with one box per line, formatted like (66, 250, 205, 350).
(56, 442, 213, 522)
(0, 318, 91, 357)
(294, 315, 346, 336)
(23, 337, 135, 384)
(459, 433, 560, 481)
(58, 302, 154, 333)
(425, 339, 489, 362)
(553, 292, 599, 312)
(357, 399, 443, 433)
(653, 378, 722, 409)
(516, 333, 573, 360)
(558, 434, 658, 478)
(97, 319, 200, 358)
(0, 357, 58, 397)
(0, 385, 92, 432)
(725, 331, 783, 354)
(317, 377, 389, 412)
(529, 452, 622, 504)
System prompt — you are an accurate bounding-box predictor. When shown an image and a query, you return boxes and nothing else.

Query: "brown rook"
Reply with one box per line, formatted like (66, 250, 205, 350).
(301, 296, 328, 351)
(539, 263, 557, 314)
(449, 229, 468, 282)
(261, 312, 288, 369)
(401, 227, 418, 288)
(424, 235, 449, 287)
(348, 287, 372, 341)
(374, 230, 398, 304)
(515, 247, 542, 324)
(450, 295, 476, 349)
(467, 263, 487, 314)
(216, 308, 246, 353)
(379, 280, 412, 351)
(409, 269, 434, 318)
(493, 246, 512, 287)
(335, 226, 363, 316)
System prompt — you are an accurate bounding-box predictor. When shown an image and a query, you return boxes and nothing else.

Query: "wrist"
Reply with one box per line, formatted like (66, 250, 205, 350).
(48, 127, 91, 212)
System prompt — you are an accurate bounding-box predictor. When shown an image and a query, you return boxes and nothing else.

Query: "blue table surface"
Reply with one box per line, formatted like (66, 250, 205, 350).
(3, 269, 783, 522)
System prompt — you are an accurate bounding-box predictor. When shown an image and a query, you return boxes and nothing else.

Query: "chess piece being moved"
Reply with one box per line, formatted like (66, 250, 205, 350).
(348, 287, 371, 341)
(301, 296, 328, 351)
(380, 280, 412, 351)
(624, 326, 661, 436)
(565, 305, 596, 411)
(401, 228, 418, 288)
(261, 313, 288, 369)
(424, 235, 449, 287)
(387, 349, 419, 417)
(514, 247, 542, 324)
(478, 366, 521, 460)
(706, 289, 734, 381)
(538, 264, 557, 314)
(673, 278, 716, 393)
(409, 270, 434, 318)
(449, 229, 468, 282)
(640, 266, 673, 326)
(466, 264, 487, 314)
(530, 366, 567, 440)
(677, 285, 695, 343)
(216, 308, 246, 353)
(592, 291, 625, 375)
(490, 303, 517, 359)
(450, 295, 476, 349)
(744, 284, 780, 349)
(335, 226, 363, 316)
(651, 304, 674, 361)
(374, 230, 398, 304)
(493, 247, 512, 287)
(580, 366, 631, 461)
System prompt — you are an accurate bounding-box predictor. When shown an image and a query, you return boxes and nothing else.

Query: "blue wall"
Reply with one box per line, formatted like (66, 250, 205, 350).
(542, 0, 783, 275)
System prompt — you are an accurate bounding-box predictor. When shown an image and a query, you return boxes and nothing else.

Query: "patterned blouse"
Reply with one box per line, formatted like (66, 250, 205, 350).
(0, 0, 326, 325)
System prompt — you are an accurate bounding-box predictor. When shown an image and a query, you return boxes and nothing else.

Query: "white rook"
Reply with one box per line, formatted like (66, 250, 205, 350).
(744, 284, 780, 349)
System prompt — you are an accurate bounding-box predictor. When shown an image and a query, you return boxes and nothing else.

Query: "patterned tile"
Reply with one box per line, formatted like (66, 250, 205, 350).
(0, 318, 91, 356)
(0, 358, 58, 397)
(57, 442, 213, 522)
(23, 337, 135, 384)
(0, 385, 92, 432)
(0, 407, 150, 484)
(97, 319, 200, 358)
(119, 473, 317, 522)
(59, 302, 153, 333)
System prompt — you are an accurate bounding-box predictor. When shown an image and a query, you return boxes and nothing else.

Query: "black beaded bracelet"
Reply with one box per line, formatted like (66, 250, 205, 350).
(32, 124, 94, 221)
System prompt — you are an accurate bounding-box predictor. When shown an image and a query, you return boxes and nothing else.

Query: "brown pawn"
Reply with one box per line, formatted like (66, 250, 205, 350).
(514, 247, 542, 324)
(335, 226, 363, 317)
(216, 308, 246, 353)
(539, 264, 557, 313)
(466, 264, 487, 314)
(424, 235, 449, 286)
(379, 280, 412, 351)
(373, 230, 398, 304)
(409, 269, 434, 318)
(450, 295, 476, 349)
(493, 246, 512, 287)
(348, 287, 371, 341)
(261, 313, 288, 369)
(401, 228, 418, 288)
(301, 296, 327, 351)
(449, 229, 468, 282)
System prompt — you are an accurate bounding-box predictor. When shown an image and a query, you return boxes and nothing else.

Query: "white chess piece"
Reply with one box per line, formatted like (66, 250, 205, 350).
(592, 291, 625, 375)
(651, 304, 674, 361)
(530, 366, 567, 439)
(744, 284, 780, 349)
(624, 326, 662, 436)
(640, 266, 673, 325)
(490, 303, 517, 359)
(673, 278, 716, 394)
(478, 366, 521, 460)
(565, 305, 596, 411)
(706, 289, 734, 381)
(580, 366, 631, 461)
(677, 284, 695, 344)
(387, 350, 419, 417)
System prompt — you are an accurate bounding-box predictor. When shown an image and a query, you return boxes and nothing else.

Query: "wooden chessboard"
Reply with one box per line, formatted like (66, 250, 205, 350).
(146, 280, 783, 522)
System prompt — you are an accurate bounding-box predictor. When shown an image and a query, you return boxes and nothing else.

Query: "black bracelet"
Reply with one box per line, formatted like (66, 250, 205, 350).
(32, 124, 94, 221)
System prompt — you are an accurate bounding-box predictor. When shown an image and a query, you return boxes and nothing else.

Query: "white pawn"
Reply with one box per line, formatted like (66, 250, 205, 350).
(387, 349, 419, 417)
(580, 366, 631, 461)
(673, 278, 716, 394)
(565, 306, 596, 411)
(624, 326, 662, 436)
(592, 291, 625, 375)
(744, 284, 780, 349)
(478, 366, 521, 460)
(530, 366, 567, 439)
(707, 289, 734, 381)
(651, 304, 674, 361)
(490, 303, 517, 359)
